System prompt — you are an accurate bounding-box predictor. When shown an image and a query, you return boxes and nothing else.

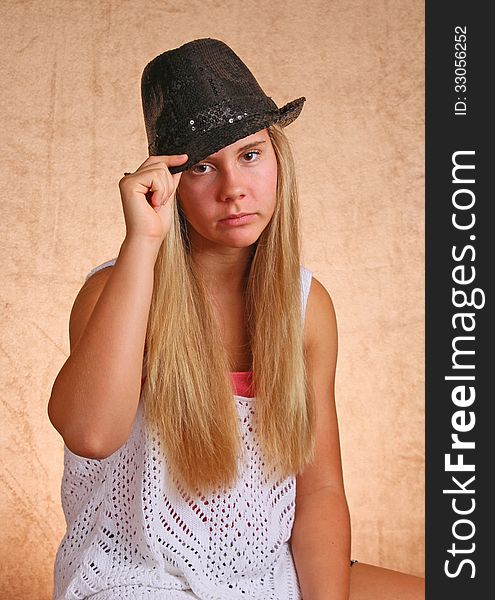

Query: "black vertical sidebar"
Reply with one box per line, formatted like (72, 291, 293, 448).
(426, 2, 492, 598)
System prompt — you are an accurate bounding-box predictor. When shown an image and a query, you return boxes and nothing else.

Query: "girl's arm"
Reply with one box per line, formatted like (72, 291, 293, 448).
(291, 276, 351, 600)
(48, 235, 160, 459)
(48, 154, 187, 459)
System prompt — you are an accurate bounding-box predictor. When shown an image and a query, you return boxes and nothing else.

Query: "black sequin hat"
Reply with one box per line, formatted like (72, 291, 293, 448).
(141, 38, 306, 174)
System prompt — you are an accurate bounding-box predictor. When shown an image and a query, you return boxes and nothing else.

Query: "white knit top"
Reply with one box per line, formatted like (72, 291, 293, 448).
(53, 259, 313, 600)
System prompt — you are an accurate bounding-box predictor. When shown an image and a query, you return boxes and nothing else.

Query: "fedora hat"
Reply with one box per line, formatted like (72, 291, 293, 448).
(141, 38, 305, 174)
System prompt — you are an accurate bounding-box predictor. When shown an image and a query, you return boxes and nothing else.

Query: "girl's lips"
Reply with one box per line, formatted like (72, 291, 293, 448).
(219, 213, 257, 226)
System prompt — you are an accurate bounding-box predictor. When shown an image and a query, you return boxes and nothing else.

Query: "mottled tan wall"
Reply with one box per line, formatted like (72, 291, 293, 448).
(0, 0, 424, 597)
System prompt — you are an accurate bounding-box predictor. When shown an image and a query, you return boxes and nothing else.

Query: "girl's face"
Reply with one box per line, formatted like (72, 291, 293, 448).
(177, 128, 278, 251)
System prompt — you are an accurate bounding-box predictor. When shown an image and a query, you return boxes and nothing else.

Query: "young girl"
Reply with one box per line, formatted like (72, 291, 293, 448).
(49, 38, 424, 600)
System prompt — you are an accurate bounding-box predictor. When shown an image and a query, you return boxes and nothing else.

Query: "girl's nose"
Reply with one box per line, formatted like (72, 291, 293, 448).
(217, 164, 246, 202)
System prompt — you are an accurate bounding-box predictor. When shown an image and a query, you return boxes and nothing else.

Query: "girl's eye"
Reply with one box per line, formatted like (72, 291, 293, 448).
(190, 163, 211, 175)
(244, 150, 260, 162)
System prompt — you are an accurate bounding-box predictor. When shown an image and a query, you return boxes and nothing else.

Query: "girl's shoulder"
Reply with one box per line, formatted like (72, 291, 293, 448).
(69, 259, 117, 351)
(303, 273, 337, 351)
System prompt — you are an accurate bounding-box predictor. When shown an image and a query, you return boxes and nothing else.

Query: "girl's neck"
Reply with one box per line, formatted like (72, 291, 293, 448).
(191, 247, 254, 295)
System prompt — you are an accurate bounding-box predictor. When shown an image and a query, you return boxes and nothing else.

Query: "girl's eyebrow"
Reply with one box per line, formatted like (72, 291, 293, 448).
(201, 140, 267, 163)
(236, 139, 267, 153)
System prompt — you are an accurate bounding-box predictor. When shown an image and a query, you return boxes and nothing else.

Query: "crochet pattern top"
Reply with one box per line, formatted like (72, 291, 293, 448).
(53, 259, 313, 600)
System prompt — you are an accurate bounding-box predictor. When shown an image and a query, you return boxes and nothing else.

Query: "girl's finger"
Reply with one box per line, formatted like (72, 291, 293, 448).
(133, 153, 188, 172)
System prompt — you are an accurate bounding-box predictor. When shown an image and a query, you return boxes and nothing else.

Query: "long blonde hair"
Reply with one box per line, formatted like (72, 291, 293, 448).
(141, 124, 316, 495)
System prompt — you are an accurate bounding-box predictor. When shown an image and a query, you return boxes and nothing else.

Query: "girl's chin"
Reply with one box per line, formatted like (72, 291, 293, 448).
(188, 229, 265, 250)
(218, 238, 260, 250)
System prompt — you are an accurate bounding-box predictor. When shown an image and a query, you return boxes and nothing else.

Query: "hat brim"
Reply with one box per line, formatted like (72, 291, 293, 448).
(166, 96, 305, 174)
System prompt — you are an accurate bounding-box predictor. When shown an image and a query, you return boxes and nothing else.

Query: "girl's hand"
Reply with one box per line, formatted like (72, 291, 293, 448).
(118, 154, 188, 244)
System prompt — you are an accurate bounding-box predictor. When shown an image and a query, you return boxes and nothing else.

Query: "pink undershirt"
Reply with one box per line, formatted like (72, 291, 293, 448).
(230, 371, 254, 397)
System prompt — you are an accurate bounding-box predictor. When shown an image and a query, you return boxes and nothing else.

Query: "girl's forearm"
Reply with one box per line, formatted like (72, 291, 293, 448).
(48, 235, 160, 458)
(291, 488, 351, 600)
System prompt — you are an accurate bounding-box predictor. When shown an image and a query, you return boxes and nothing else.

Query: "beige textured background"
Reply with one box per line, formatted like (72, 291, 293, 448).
(0, 1, 424, 597)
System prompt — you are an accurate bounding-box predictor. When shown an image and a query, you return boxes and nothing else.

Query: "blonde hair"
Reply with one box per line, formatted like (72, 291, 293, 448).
(141, 124, 316, 496)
